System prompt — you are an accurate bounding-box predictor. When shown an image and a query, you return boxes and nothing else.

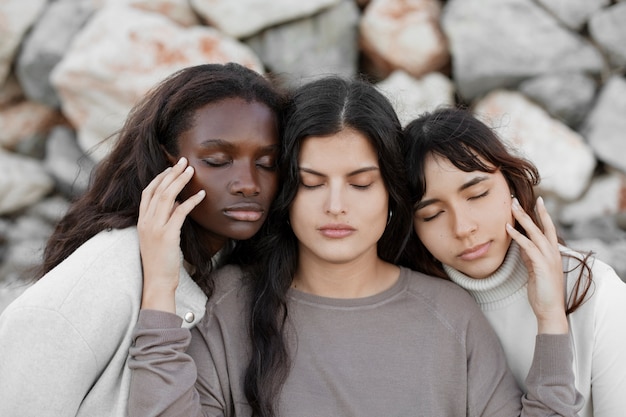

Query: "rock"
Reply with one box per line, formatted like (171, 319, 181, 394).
(190, 0, 340, 38)
(518, 72, 596, 128)
(474, 89, 596, 201)
(15, 0, 96, 108)
(360, 0, 448, 80)
(376, 70, 454, 127)
(246, 0, 360, 88)
(44, 126, 96, 198)
(581, 75, 626, 174)
(50, 5, 264, 161)
(559, 170, 626, 225)
(0, 100, 61, 150)
(0, 0, 48, 86)
(535, 0, 610, 31)
(0, 149, 54, 215)
(588, 2, 626, 69)
(442, 0, 605, 101)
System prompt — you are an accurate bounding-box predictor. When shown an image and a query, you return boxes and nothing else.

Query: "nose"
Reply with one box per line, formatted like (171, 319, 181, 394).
(451, 208, 477, 238)
(229, 162, 260, 197)
(325, 183, 346, 215)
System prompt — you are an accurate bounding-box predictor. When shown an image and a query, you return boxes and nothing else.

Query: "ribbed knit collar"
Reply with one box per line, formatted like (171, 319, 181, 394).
(443, 241, 529, 308)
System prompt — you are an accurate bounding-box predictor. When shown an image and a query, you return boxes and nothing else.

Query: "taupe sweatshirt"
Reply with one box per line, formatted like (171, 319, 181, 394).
(129, 265, 583, 417)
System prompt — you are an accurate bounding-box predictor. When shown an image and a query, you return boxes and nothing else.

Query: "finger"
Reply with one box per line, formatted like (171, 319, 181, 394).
(151, 165, 195, 223)
(511, 198, 553, 254)
(140, 166, 171, 217)
(506, 222, 539, 258)
(166, 189, 206, 232)
(535, 197, 559, 248)
(143, 158, 191, 224)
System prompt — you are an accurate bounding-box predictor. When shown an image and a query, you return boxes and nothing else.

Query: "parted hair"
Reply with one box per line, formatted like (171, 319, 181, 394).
(243, 75, 413, 417)
(400, 107, 593, 315)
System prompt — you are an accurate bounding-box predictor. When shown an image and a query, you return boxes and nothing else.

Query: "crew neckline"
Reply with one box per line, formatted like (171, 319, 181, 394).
(288, 267, 408, 309)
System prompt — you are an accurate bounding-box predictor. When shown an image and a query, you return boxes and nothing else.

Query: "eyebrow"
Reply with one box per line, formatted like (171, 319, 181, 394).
(415, 174, 490, 210)
(299, 166, 379, 177)
(200, 139, 279, 153)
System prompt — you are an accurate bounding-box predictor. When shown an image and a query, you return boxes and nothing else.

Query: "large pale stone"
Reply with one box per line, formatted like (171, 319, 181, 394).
(190, 0, 340, 38)
(245, 0, 359, 88)
(535, 0, 610, 30)
(101, 0, 200, 26)
(442, 0, 604, 100)
(360, 0, 448, 79)
(0, 100, 61, 150)
(0, 0, 48, 86)
(0, 149, 54, 215)
(16, 0, 95, 108)
(518, 72, 596, 128)
(559, 171, 626, 225)
(474, 90, 596, 201)
(588, 2, 626, 68)
(581, 76, 626, 174)
(376, 70, 454, 127)
(51, 6, 264, 161)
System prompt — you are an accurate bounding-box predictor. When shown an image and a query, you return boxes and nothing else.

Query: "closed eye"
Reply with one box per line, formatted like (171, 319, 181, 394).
(203, 158, 230, 167)
(468, 190, 489, 200)
(422, 211, 443, 222)
(301, 182, 323, 189)
(351, 183, 372, 190)
(256, 155, 277, 171)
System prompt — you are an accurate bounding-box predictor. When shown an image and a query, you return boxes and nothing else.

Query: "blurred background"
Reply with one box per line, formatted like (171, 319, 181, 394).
(1, 0, 626, 310)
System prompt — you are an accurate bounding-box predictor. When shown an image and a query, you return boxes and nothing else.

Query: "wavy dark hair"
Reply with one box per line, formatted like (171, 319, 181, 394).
(37, 62, 286, 297)
(242, 76, 412, 417)
(399, 106, 593, 315)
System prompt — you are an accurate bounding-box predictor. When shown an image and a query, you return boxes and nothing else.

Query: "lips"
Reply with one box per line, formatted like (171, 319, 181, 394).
(318, 224, 355, 239)
(223, 202, 264, 222)
(458, 241, 491, 261)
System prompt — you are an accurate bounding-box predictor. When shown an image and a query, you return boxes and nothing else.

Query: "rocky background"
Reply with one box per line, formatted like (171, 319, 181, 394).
(1, 0, 626, 311)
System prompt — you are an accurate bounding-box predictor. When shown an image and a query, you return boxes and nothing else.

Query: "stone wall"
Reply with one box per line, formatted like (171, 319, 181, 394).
(2, 0, 626, 308)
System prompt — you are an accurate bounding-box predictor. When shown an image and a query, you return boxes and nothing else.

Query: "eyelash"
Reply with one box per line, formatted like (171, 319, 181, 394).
(469, 190, 489, 200)
(299, 183, 373, 190)
(202, 159, 277, 170)
(420, 190, 489, 222)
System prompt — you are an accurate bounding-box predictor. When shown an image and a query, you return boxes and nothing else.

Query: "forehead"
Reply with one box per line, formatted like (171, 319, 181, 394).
(182, 98, 278, 147)
(299, 128, 378, 169)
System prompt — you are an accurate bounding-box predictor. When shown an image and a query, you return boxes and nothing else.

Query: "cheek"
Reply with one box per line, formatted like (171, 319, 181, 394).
(263, 173, 279, 200)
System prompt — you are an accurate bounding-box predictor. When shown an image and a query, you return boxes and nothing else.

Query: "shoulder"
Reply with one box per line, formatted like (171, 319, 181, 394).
(206, 264, 250, 311)
(402, 267, 478, 305)
(5, 227, 143, 313)
(400, 267, 484, 322)
(50, 226, 141, 274)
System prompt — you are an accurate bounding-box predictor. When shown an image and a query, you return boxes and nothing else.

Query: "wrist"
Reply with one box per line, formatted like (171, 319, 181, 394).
(536, 312, 569, 334)
(141, 284, 177, 313)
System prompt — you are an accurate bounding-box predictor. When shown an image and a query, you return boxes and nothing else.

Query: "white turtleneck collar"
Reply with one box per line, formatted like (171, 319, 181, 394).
(443, 241, 529, 308)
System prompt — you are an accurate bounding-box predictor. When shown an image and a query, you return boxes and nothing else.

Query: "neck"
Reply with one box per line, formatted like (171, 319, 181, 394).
(444, 241, 528, 305)
(292, 248, 399, 298)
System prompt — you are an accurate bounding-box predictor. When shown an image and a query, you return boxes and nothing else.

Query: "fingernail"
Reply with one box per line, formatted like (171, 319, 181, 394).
(177, 157, 187, 165)
(184, 166, 193, 173)
(537, 196, 544, 206)
(512, 197, 521, 210)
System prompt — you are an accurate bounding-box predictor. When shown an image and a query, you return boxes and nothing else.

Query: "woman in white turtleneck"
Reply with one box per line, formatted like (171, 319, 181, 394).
(401, 107, 626, 417)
